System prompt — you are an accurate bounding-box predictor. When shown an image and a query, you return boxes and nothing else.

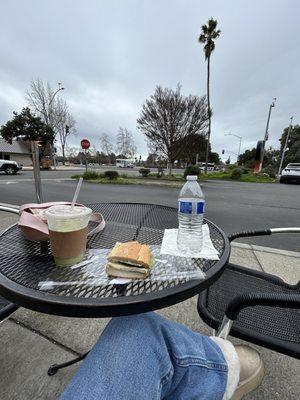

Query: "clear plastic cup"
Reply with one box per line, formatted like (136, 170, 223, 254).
(45, 205, 92, 267)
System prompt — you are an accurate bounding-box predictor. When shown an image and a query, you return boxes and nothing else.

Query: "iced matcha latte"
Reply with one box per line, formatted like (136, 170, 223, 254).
(45, 205, 92, 267)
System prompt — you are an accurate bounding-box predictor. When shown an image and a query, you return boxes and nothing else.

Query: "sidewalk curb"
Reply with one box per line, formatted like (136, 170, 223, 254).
(232, 242, 300, 259)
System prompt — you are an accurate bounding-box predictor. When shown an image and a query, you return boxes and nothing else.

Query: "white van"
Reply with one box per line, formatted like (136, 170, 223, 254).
(116, 159, 134, 168)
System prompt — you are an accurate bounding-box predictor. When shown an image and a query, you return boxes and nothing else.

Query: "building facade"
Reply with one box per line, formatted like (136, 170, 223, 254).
(0, 139, 32, 166)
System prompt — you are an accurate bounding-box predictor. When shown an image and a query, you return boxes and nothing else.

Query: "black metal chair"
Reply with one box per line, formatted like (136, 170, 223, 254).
(0, 206, 20, 322)
(197, 228, 300, 359)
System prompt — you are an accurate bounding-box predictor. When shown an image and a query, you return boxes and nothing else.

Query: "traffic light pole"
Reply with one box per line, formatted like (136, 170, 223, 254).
(31, 141, 43, 203)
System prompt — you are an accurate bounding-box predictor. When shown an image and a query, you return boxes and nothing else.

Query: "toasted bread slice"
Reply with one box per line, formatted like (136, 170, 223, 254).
(108, 241, 151, 268)
(106, 262, 149, 279)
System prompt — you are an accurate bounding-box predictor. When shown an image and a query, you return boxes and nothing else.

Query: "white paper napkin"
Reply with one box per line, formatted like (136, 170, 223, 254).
(160, 224, 219, 260)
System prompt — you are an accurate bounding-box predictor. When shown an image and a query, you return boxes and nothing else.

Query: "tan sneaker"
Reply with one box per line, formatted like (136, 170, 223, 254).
(232, 345, 265, 400)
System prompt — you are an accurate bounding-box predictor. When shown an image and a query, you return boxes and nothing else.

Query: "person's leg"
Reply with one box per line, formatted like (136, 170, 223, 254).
(60, 312, 229, 400)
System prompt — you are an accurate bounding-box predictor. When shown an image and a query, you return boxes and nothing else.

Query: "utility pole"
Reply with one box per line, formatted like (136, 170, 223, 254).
(260, 98, 276, 171)
(278, 117, 293, 176)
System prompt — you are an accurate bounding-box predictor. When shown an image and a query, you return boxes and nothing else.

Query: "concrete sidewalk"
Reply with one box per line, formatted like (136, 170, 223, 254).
(0, 212, 299, 399)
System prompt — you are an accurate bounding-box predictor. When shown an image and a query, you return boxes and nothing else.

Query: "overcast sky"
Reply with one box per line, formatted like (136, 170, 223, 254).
(0, 0, 299, 161)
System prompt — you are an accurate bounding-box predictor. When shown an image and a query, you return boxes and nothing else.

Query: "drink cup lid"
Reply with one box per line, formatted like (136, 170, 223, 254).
(45, 205, 92, 219)
(186, 175, 198, 181)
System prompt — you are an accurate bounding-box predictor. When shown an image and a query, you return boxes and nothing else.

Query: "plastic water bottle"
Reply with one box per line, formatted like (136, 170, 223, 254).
(177, 175, 205, 254)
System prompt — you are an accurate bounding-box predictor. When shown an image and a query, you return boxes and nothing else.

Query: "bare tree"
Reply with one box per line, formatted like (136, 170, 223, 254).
(26, 79, 64, 128)
(137, 85, 208, 174)
(65, 145, 80, 158)
(26, 79, 76, 164)
(116, 128, 136, 158)
(100, 133, 113, 163)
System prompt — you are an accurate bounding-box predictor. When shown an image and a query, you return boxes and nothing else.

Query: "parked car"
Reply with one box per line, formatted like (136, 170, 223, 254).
(0, 159, 22, 175)
(280, 163, 300, 183)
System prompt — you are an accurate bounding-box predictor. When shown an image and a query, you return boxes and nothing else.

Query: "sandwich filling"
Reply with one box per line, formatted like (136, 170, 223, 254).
(106, 241, 153, 279)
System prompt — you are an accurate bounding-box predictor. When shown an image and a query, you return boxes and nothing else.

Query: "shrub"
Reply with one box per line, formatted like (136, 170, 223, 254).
(230, 168, 242, 180)
(226, 164, 236, 171)
(82, 171, 100, 180)
(255, 172, 268, 179)
(261, 166, 276, 178)
(184, 165, 200, 179)
(239, 166, 250, 174)
(104, 170, 119, 180)
(71, 174, 82, 179)
(139, 168, 151, 177)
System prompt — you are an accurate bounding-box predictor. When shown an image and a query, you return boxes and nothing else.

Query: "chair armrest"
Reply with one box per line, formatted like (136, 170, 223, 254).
(216, 292, 300, 339)
(229, 228, 300, 242)
(0, 206, 19, 215)
(225, 292, 300, 320)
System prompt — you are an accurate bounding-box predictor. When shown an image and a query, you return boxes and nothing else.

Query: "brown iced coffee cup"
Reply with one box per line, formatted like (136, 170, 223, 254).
(45, 205, 92, 267)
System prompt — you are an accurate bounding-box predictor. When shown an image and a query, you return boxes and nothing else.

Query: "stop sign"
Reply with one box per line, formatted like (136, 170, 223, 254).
(81, 139, 90, 150)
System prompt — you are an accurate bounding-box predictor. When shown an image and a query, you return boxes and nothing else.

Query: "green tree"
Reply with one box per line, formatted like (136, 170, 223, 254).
(0, 107, 54, 147)
(238, 148, 256, 167)
(238, 147, 280, 169)
(264, 147, 280, 167)
(279, 124, 300, 167)
(225, 156, 231, 165)
(198, 18, 221, 173)
(209, 151, 221, 164)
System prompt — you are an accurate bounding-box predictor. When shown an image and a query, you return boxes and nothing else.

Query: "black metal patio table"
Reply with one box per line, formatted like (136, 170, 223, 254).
(0, 203, 230, 318)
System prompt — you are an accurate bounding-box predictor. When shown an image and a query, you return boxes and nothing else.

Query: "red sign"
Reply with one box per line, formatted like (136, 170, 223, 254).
(81, 139, 90, 150)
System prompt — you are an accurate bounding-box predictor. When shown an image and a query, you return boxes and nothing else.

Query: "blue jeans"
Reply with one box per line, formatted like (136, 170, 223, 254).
(60, 312, 228, 400)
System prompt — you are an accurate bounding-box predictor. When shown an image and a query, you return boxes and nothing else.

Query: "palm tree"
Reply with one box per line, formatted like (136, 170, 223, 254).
(198, 18, 221, 173)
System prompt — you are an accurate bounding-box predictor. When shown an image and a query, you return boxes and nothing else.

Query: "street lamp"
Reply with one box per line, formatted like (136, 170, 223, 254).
(49, 83, 65, 171)
(260, 97, 276, 171)
(49, 82, 65, 106)
(225, 133, 242, 161)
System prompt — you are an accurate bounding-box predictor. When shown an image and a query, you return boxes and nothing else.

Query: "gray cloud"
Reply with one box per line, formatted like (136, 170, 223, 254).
(0, 0, 299, 161)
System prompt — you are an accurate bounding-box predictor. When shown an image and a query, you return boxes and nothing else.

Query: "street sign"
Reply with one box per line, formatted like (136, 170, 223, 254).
(81, 139, 90, 150)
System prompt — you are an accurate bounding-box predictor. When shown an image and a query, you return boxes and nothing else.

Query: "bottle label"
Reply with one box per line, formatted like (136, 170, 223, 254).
(179, 201, 205, 214)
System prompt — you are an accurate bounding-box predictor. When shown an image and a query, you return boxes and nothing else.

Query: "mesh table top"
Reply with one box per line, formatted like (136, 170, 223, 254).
(0, 203, 229, 317)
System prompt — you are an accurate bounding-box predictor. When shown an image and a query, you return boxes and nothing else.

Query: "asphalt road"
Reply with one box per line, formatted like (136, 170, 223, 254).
(1, 170, 299, 252)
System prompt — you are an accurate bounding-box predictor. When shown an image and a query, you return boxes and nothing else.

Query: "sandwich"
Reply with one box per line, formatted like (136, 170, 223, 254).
(106, 241, 152, 279)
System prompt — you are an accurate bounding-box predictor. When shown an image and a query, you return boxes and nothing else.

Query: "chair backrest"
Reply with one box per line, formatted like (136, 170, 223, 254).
(0, 206, 20, 321)
(198, 264, 300, 359)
